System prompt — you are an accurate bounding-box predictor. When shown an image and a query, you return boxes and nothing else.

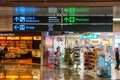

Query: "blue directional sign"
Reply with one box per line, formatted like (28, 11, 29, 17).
(14, 6, 37, 14)
(13, 24, 35, 31)
(14, 17, 20, 22)
(13, 24, 61, 31)
(13, 16, 61, 23)
(13, 24, 20, 30)
(19, 24, 25, 30)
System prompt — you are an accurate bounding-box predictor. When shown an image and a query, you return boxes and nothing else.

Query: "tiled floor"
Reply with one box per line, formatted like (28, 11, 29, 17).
(0, 61, 120, 80)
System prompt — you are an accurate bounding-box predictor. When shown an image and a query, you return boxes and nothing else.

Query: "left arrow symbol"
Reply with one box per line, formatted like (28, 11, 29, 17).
(14, 17, 19, 22)
(13, 24, 19, 30)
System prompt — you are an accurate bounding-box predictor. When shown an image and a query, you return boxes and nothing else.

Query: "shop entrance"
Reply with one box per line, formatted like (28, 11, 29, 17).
(0, 32, 41, 65)
(45, 32, 119, 78)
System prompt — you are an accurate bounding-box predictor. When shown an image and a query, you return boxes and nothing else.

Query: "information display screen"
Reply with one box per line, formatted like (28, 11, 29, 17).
(13, 16, 61, 23)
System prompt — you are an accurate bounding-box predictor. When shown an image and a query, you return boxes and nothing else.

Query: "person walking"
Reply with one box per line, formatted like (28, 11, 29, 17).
(0, 44, 3, 61)
(115, 48, 120, 70)
(54, 47, 61, 67)
(3, 45, 8, 60)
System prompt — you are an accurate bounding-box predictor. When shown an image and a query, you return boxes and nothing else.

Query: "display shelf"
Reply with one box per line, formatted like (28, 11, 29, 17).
(84, 50, 97, 70)
(73, 47, 80, 68)
(32, 49, 41, 64)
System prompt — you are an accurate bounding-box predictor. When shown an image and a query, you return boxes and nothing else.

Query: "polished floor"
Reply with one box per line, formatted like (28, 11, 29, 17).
(0, 62, 120, 80)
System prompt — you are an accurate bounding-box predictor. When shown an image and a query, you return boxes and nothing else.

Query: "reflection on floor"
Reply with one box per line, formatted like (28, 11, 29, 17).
(0, 63, 40, 80)
(1, 59, 32, 64)
(0, 63, 120, 80)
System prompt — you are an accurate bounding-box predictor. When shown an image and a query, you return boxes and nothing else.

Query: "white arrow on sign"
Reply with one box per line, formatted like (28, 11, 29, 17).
(14, 17, 19, 22)
(14, 24, 19, 30)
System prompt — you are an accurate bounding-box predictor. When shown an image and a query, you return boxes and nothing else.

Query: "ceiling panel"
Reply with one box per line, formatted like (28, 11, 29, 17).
(10, 0, 120, 2)
(0, 6, 119, 32)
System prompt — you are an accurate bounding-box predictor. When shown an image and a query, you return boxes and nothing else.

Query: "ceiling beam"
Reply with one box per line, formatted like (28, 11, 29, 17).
(0, 1, 120, 7)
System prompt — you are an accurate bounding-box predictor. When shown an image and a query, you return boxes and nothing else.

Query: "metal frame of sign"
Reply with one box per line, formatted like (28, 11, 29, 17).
(13, 24, 113, 32)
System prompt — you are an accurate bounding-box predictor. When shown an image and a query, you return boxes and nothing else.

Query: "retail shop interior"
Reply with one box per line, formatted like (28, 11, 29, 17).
(0, 33, 41, 64)
(45, 32, 120, 77)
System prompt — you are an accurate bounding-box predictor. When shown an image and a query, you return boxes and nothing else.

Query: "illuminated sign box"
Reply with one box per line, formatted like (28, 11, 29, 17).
(64, 7, 89, 14)
(34, 36, 41, 40)
(13, 24, 61, 31)
(63, 16, 113, 23)
(80, 34, 99, 39)
(13, 24, 112, 32)
(20, 36, 33, 40)
(14, 6, 38, 14)
(13, 16, 61, 23)
(0, 37, 6, 40)
(7, 37, 19, 40)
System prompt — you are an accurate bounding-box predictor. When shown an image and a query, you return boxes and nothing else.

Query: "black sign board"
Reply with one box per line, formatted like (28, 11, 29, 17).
(13, 16, 61, 23)
(13, 24, 61, 31)
(62, 25, 113, 32)
(63, 16, 113, 23)
(13, 24, 112, 32)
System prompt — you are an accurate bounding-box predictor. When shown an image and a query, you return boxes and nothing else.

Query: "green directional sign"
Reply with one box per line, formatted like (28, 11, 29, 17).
(63, 16, 89, 23)
(64, 7, 89, 14)
(63, 16, 113, 23)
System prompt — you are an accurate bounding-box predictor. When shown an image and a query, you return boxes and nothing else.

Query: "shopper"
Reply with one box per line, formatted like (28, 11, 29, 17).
(3, 45, 8, 60)
(0, 44, 3, 61)
(54, 47, 61, 67)
(115, 48, 120, 70)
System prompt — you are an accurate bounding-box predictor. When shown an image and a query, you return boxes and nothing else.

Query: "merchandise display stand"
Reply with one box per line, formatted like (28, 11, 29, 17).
(97, 52, 111, 78)
(47, 51, 54, 67)
(84, 49, 97, 71)
(73, 47, 80, 69)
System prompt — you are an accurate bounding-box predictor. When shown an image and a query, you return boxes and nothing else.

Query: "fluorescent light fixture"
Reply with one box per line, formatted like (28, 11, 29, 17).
(94, 33, 101, 35)
(113, 18, 120, 21)
(108, 33, 114, 35)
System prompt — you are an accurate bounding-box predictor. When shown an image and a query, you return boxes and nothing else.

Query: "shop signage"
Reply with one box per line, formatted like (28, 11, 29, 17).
(0, 33, 15, 36)
(80, 33, 99, 39)
(13, 24, 61, 31)
(63, 16, 113, 23)
(13, 16, 61, 23)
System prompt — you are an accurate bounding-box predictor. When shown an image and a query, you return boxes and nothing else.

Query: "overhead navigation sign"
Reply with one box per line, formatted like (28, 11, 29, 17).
(63, 16, 113, 23)
(13, 24, 61, 31)
(13, 16, 61, 23)
(13, 24, 112, 32)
